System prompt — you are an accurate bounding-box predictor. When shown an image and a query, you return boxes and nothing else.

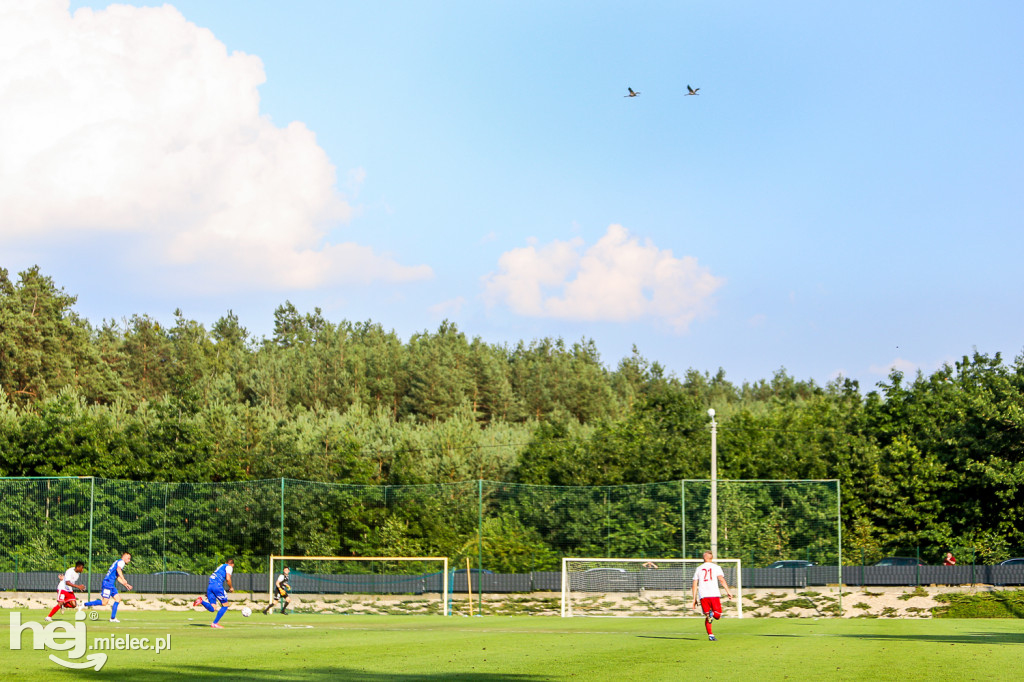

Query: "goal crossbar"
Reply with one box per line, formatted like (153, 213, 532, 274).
(269, 555, 449, 616)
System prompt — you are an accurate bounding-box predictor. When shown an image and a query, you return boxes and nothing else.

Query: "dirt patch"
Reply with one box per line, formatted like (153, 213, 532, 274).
(3, 586, 1018, 619)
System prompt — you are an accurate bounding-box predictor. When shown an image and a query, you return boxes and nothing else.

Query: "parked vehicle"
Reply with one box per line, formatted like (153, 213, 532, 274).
(577, 567, 630, 590)
(994, 557, 1024, 586)
(766, 560, 816, 569)
(872, 557, 923, 567)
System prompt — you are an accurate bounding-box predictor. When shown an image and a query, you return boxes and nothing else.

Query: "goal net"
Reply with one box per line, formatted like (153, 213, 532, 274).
(269, 555, 449, 616)
(561, 557, 743, 618)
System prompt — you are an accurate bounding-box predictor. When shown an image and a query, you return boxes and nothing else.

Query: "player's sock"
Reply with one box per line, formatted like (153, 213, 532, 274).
(213, 606, 228, 624)
(84, 599, 101, 607)
(111, 602, 119, 619)
(47, 604, 62, 618)
(705, 618, 713, 635)
(200, 600, 215, 613)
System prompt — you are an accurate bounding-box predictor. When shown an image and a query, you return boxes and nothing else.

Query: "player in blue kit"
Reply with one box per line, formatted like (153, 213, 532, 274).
(82, 552, 133, 622)
(192, 559, 235, 628)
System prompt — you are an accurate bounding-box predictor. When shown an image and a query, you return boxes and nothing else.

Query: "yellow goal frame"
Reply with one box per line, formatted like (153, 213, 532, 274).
(269, 555, 449, 616)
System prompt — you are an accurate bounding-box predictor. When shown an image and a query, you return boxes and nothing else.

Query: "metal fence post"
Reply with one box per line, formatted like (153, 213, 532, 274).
(836, 479, 843, 615)
(604, 491, 610, 558)
(279, 478, 285, 556)
(87, 476, 95, 600)
(477, 479, 484, 616)
(681, 480, 686, 559)
(162, 482, 169, 595)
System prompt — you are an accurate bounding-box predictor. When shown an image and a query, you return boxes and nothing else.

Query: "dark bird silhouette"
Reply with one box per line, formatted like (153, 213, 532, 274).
(624, 87, 640, 97)
(686, 85, 700, 96)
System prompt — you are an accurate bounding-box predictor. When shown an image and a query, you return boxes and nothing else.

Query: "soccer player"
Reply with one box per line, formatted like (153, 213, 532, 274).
(82, 552, 133, 623)
(691, 550, 734, 641)
(192, 559, 234, 628)
(263, 566, 292, 615)
(45, 560, 86, 621)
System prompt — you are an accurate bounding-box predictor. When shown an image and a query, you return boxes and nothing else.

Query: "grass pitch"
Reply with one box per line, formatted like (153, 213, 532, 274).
(4, 610, 1023, 680)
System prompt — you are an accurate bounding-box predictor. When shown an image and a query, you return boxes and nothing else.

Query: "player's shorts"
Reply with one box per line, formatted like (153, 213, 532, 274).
(101, 585, 118, 599)
(58, 590, 77, 606)
(206, 586, 229, 604)
(700, 597, 723, 617)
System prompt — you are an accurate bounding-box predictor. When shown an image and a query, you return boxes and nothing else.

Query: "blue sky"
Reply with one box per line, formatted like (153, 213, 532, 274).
(3, 1, 1023, 389)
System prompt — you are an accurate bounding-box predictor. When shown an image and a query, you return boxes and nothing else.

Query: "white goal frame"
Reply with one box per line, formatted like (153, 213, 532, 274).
(561, 557, 743, 618)
(269, 555, 449, 616)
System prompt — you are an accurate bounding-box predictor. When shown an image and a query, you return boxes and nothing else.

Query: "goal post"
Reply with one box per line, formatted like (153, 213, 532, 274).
(561, 557, 742, 618)
(269, 555, 449, 616)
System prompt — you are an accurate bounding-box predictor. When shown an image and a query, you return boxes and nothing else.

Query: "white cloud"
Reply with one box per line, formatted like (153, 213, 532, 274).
(0, 0, 431, 291)
(482, 225, 724, 332)
(867, 355, 957, 379)
(868, 357, 923, 377)
(429, 296, 466, 317)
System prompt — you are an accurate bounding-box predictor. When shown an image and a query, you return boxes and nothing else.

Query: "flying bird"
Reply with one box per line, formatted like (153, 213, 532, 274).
(686, 85, 700, 96)
(624, 87, 640, 97)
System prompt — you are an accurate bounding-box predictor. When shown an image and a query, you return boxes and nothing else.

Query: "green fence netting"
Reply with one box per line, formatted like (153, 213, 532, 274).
(0, 477, 840, 581)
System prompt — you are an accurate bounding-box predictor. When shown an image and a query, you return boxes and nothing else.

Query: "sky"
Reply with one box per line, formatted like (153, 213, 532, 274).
(2, 1, 1023, 390)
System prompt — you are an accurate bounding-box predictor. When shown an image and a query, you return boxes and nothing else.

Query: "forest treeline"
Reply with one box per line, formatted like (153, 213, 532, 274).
(2, 266, 1023, 562)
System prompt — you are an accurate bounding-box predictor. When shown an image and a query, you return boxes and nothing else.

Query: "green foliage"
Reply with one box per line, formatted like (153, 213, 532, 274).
(899, 587, 929, 600)
(458, 512, 560, 572)
(2, 267, 1024, 563)
(0, 267, 112, 403)
(932, 590, 1024, 618)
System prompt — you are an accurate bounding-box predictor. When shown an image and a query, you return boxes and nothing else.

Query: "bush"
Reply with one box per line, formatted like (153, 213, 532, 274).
(932, 591, 1024, 618)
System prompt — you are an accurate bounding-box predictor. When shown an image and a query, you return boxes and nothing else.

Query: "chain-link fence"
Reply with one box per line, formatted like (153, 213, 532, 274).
(841, 547, 1024, 587)
(0, 477, 841, 595)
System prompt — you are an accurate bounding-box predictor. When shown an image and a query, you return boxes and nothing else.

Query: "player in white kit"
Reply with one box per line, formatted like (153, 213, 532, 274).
(691, 551, 734, 641)
(45, 560, 86, 621)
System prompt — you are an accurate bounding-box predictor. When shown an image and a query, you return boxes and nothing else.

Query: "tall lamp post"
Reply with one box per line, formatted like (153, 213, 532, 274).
(708, 408, 718, 557)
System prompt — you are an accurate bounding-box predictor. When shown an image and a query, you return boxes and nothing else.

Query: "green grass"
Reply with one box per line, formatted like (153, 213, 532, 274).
(3, 610, 1023, 680)
(933, 591, 1024, 618)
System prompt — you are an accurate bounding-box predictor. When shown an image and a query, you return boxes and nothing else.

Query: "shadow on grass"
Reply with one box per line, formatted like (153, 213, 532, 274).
(65, 665, 547, 681)
(636, 635, 697, 641)
(760, 632, 1024, 645)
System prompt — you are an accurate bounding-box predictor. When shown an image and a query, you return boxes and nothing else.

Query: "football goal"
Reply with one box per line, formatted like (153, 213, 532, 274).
(561, 557, 743, 618)
(269, 555, 449, 616)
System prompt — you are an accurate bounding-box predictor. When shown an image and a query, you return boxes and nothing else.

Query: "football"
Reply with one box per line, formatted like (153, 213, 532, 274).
(241, 607, 252, 617)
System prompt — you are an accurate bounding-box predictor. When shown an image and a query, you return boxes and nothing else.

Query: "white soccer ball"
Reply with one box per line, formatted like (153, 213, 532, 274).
(241, 607, 252, 617)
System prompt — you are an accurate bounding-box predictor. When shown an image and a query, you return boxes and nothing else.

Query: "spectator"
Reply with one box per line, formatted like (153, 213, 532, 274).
(943, 552, 957, 566)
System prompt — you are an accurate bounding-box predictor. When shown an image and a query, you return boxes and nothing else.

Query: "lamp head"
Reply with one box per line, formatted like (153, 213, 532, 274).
(707, 408, 715, 418)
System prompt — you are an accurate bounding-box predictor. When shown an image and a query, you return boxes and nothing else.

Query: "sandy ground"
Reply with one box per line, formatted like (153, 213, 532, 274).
(2, 585, 1017, 619)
